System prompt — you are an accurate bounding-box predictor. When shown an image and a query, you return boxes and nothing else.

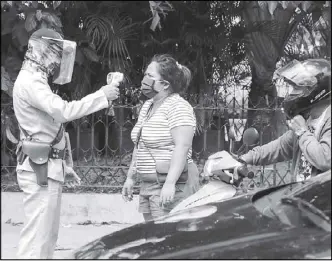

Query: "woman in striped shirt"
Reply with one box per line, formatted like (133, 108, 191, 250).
(122, 54, 199, 221)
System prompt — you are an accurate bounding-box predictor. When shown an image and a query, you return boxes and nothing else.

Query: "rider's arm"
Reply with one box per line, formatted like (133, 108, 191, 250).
(22, 75, 109, 123)
(241, 130, 295, 166)
(298, 118, 331, 171)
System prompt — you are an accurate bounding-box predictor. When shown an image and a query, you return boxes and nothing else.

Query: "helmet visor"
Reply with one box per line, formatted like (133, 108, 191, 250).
(275, 59, 317, 87)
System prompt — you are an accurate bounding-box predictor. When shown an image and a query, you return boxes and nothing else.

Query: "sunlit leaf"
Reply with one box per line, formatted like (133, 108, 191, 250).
(258, 1, 268, 9)
(150, 12, 160, 31)
(53, 1, 61, 9)
(267, 1, 278, 15)
(301, 1, 312, 12)
(281, 1, 290, 9)
(148, 1, 173, 31)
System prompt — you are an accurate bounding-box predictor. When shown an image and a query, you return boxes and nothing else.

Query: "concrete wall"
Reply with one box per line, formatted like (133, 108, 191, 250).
(1, 192, 144, 225)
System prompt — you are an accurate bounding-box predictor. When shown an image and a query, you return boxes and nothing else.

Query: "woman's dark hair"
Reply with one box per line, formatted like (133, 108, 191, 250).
(150, 54, 192, 93)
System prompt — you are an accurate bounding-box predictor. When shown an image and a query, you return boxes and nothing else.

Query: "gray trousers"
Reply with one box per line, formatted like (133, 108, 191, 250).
(16, 170, 62, 259)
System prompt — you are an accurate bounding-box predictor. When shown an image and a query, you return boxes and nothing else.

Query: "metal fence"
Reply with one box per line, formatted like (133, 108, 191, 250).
(1, 91, 292, 192)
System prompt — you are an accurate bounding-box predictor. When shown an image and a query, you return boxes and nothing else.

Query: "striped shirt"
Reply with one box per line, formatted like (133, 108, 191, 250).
(131, 94, 196, 179)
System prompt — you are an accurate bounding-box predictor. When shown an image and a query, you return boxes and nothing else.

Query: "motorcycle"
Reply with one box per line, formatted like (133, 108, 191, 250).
(170, 127, 260, 214)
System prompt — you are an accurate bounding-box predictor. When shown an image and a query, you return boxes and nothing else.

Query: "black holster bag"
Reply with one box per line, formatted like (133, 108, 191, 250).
(16, 125, 64, 186)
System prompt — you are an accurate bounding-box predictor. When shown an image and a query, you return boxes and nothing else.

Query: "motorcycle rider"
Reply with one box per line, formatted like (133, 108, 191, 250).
(13, 28, 121, 259)
(240, 59, 331, 182)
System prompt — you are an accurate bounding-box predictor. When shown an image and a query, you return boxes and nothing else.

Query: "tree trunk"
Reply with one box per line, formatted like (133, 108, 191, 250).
(248, 65, 279, 144)
(242, 1, 303, 144)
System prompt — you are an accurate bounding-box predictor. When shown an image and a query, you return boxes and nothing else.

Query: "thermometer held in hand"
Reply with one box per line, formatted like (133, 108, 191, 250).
(106, 72, 124, 116)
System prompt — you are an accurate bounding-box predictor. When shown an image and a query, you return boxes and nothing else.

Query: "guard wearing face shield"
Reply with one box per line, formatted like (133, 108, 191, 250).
(241, 59, 331, 182)
(13, 28, 122, 259)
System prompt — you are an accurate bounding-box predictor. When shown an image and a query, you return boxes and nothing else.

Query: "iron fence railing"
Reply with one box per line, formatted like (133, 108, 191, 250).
(1, 93, 292, 192)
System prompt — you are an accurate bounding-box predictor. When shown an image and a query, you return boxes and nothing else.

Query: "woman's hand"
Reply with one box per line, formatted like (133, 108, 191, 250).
(122, 178, 134, 202)
(160, 183, 176, 206)
(64, 165, 81, 188)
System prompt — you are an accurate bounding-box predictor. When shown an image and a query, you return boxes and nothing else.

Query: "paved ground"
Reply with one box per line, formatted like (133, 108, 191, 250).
(1, 222, 131, 259)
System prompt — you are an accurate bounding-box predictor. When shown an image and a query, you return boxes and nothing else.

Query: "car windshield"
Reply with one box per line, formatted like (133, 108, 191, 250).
(252, 173, 331, 231)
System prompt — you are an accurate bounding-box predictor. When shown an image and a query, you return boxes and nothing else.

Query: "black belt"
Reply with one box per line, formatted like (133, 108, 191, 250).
(49, 148, 66, 160)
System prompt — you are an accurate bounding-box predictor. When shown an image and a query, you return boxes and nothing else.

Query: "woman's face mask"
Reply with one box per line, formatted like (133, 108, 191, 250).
(141, 76, 159, 98)
(141, 62, 170, 98)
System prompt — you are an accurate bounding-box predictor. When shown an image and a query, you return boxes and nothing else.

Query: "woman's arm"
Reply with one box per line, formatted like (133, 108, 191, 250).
(160, 99, 196, 204)
(164, 125, 195, 185)
(127, 147, 138, 180)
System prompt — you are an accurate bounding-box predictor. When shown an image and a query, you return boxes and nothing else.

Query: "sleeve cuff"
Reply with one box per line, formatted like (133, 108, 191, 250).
(95, 89, 110, 108)
(241, 152, 254, 165)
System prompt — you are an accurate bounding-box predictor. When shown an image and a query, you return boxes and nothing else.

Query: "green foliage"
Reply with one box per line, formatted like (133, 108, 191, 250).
(1, 0, 329, 142)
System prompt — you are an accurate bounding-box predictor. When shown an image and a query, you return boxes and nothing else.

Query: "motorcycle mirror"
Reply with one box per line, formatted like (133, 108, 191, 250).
(243, 128, 259, 146)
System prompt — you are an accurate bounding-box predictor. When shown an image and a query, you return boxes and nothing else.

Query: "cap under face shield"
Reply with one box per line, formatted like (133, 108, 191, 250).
(42, 37, 77, 85)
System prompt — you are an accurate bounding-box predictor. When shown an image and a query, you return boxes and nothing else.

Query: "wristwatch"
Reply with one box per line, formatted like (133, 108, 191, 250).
(295, 128, 307, 137)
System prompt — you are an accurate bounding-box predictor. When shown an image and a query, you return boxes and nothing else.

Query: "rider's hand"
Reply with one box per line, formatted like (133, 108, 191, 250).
(160, 183, 176, 207)
(207, 151, 225, 160)
(122, 178, 134, 202)
(101, 84, 120, 101)
(64, 165, 81, 188)
(287, 115, 308, 134)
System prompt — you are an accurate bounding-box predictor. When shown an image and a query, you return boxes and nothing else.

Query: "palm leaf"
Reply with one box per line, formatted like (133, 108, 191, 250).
(84, 11, 138, 72)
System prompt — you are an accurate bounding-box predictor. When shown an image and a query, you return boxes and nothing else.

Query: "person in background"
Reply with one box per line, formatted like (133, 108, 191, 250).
(122, 54, 200, 221)
(240, 59, 331, 182)
(13, 28, 122, 259)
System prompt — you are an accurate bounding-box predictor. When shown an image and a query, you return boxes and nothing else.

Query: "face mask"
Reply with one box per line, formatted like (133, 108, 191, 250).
(141, 76, 158, 98)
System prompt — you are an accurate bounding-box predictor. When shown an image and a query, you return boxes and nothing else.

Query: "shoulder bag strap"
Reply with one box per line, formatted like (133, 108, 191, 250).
(18, 124, 31, 140)
(19, 123, 64, 146)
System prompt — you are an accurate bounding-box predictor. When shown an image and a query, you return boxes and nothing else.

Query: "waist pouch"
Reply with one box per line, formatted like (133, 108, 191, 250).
(22, 139, 52, 164)
(156, 160, 188, 184)
(19, 139, 65, 186)
(140, 161, 188, 184)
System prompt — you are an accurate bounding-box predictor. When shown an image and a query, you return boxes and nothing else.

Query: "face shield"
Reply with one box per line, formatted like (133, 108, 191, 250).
(41, 37, 77, 85)
(24, 28, 76, 85)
